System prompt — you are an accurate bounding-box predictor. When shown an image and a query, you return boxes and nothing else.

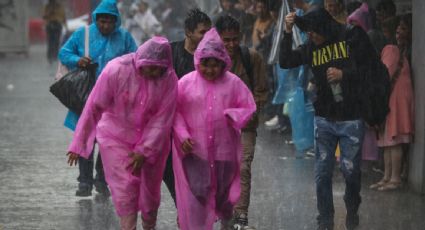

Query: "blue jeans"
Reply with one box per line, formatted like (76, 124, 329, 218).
(314, 116, 365, 226)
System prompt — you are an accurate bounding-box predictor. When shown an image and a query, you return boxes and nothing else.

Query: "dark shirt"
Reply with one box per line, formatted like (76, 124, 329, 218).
(170, 40, 195, 79)
(279, 25, 375, 121)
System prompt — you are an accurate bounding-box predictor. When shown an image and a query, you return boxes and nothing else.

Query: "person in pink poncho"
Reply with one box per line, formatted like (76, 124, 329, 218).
(66, 36, 178, 230)
(172, 28, 256, 230)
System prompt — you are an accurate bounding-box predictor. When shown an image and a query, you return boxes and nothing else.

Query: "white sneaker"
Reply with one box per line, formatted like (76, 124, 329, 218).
(264, 116, 279, 127)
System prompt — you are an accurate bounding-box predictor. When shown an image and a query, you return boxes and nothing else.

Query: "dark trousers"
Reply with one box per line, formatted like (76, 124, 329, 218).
(163, 153, 177, 205)
(314, 116, 364, 226)
(46, 21, 62, 63)
(78, 149, 106, 187)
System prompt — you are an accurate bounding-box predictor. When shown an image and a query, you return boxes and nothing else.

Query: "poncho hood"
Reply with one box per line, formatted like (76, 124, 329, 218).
(194, 28, 232, 74)
(134, 36, 173, 73)
(92, 0, 122, 32)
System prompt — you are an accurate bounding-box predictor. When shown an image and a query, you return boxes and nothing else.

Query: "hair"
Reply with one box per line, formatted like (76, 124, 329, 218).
(215, 15, 240, 34)
(200, 57, 226, 68)
(376, 0, 396, 16)
(399, 13, 412, 45)
(96, 13, 117, 22)
(184, 8, 211, 32)
(255, 0, 270, 11)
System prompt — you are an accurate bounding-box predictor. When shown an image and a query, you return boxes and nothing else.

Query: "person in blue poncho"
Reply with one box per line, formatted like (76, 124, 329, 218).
(59, 0, 137, 197)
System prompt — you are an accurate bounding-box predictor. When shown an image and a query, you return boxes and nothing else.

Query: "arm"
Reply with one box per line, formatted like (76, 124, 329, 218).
(67, 64, 115, 158)
(124, 31, 138, 53)
(224, 78, 257, 130)
(132, 75, 178, 164)
(58, 29, 83, 69)
(172, 82, 192, 157)
(381, 45, 401, 77)
(251, 50, 268, 110)
(279, 31, 309, 69)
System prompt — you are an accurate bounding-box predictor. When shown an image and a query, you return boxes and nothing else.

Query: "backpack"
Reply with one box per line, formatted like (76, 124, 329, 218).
(345, 25, 391, 126)
(240, 46, 255, 90)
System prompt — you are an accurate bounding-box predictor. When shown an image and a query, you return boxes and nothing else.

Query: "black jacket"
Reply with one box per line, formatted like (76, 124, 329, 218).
(279, 8, 381, 121)
(171, 40, 195, 79)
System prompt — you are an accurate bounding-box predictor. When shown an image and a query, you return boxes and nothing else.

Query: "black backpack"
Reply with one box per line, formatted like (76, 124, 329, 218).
(345, 25, 391, 126)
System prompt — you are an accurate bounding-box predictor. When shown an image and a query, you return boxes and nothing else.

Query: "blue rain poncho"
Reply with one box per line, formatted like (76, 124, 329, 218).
(58, 0, 137, 130)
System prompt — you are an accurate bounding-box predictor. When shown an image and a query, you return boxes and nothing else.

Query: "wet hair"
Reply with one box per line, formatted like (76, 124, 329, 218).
(346, 1, 362, 15)
(96, 13, 117, 22)
(215, 15, 240, 34)
(184, 8, 211, 32)
(376, 0, 396, 16)
(200, 57, 226, 68)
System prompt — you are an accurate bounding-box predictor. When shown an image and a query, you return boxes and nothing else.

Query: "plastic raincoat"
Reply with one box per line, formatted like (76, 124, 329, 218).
(172, 28, 256, 230)
(68, 36, 177, 218)
(59, 0, 137, 131)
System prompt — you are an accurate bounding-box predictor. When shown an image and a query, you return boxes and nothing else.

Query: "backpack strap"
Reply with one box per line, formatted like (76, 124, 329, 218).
(239, 45, 254, 90)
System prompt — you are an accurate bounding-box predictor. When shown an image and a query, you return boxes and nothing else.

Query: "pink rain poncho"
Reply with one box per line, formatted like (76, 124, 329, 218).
(68, 36, 177, 219)
(172, 28, 256, 230)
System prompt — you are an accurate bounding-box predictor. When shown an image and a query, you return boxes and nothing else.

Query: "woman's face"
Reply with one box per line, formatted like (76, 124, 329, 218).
(199, 58, 225, 81)
(396, 21, 410, 47)
(140, 65, 166, 79)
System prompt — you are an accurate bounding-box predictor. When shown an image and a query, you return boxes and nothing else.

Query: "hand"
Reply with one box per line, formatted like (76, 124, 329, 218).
(77, 57, 91, 68)
(127, 152, 145, 175)
(182, 139, 194, 156)
(326, 67, 343, 83)
(67, 152, 79, 166)
(285, 12, 296, 33)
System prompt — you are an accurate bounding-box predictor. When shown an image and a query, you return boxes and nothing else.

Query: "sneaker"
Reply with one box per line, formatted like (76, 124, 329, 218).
(264, 116, 279, 127)
(94, 181, 110, 196)
(76, 183, 92, 197)
(232, 214, 256, 230)
(345, 214, 359, 230)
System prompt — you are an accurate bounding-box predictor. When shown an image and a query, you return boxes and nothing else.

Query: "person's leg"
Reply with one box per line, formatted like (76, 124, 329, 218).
(76, 149, 95, 196)
(142, 211, 157, 230)
(337, 119, 364, 230)
(162, 153, 177, 205)
(233, 131, 256, 225)
(370, 147, 391, 189)
(215, 161, 237, 230)
(390, 145, 403, 183)
(94, 152, 109, 195)
(46, 24, 54, 63)
(51, 25, 62, 62)
(120, 213, 137, 230)
(314, 117, 338, 229)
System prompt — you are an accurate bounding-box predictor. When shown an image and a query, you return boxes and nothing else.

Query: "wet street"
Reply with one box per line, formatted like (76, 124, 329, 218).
(1, 45, 425, 230)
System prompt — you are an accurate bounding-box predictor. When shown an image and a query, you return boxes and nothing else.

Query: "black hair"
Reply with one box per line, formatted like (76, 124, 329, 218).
(96, 13, 117, 22)
(215, 15, 240, 34)
(184, 8, 211, 32)
(376, 0, 397, 16)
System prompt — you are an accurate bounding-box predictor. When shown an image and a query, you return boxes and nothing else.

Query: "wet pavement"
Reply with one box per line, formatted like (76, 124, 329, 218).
(1, 45, 425, 230)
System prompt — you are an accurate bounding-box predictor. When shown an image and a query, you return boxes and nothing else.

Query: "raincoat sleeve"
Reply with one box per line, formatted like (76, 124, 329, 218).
(124, 30, 138, 52)
(67, 64, 116, 158)
(279, 31, 309, 69)
(172, 81, 192, 156)
(58, 28, 84, 70)
(224, 77, 257, 130)
(133, 76, 177, 164)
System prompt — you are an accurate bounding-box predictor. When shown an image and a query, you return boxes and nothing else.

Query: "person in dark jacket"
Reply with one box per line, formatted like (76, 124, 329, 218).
(163, 8, 211, 205)
(280, 8, 379, 230)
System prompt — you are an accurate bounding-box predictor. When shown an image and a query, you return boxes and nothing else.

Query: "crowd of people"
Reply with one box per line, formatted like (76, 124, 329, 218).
(45, 0, 414, 230)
